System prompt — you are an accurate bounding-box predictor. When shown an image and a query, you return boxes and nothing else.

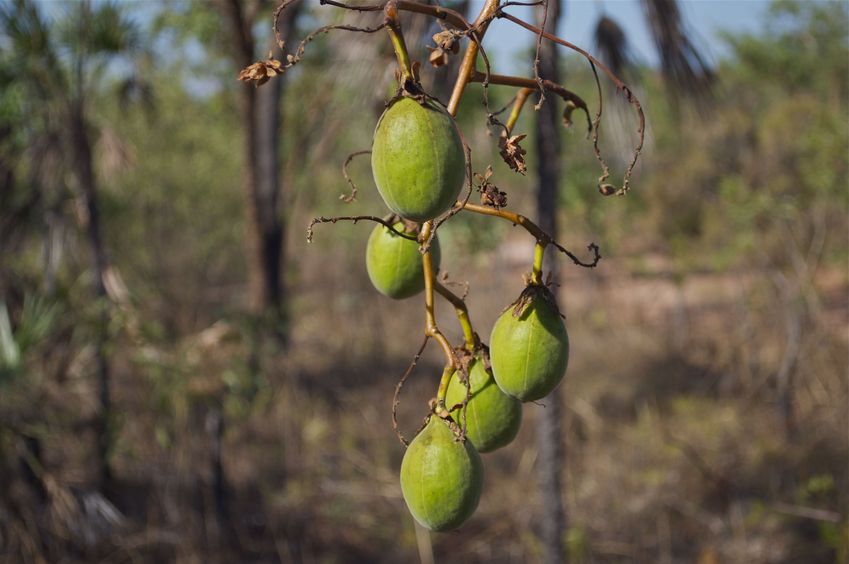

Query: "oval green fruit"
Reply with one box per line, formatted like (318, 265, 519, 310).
(400, 416, 483, 532)
(489, 286, 569, 402)
(365, 222, 440, 299)
(445, 359, 522, 453)
(371, 97, 466, 222)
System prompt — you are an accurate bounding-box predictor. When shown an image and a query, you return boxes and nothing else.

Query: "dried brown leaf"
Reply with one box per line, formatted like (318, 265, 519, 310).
(237, 58, 285, 86)
(480, 183, 508, 208)
(499, 134, 528, 175)
(432, 31, 460, 53)
(428, 47, 449, 68)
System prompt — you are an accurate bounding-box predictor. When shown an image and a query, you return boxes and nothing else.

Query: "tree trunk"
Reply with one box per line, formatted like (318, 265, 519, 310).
(69, 103, 113, 489)
(225, 0, 300, 331)
(533, 1, 566, 563)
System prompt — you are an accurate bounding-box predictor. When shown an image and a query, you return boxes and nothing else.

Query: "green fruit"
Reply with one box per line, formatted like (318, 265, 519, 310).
(365, 222, 440, 299)
(371, 97, 466, 222)
(489, 286, 569, 402)
(400, 416, 483, 531)
(445, 359, 522, 453)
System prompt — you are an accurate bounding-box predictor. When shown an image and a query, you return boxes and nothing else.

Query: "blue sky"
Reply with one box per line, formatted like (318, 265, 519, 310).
(484, 0, 772, 72)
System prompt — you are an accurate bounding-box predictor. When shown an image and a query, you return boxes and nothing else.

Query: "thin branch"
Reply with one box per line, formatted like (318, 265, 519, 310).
(306, 215, 417, 242)
(504, 87, 533, 135)
(434, 281, 477, 352)
(532, 0, 550, 109)
(308, 0, 472, 30)
(273, 0, 302, 49)
(392, 335, 430, 446)
(447, 0, 501, 115)
(497, 9, 645, 195)
(461, 202, 602, 267)
(421, 223, 458, 368)
(339, 150, 371, 203)
(469, 71, 593, 132)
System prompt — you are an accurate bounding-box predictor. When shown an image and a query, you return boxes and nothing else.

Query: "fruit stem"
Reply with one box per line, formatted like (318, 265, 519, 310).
(384, 1, 414, 84)
(434, 281, 477, 352)
(531, 241, 545, 285)
(504, 87, 534, 136)
(460, 202, 550, 242)
(434, 365, 456, 418)
(446, 0, 501, 116)
(421, 221, 457, 367)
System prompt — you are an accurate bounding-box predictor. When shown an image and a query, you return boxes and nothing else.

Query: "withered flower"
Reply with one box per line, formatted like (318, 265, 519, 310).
(428, 31, 460, 68)
(237, 58, 285, 86)
(498, 134, 528, 175)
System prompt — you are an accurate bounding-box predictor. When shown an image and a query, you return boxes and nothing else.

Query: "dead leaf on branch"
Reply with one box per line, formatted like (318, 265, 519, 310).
(499, 134, 527, 175)
(480, 183, 508, 208)
(237, 58, 285, 86)
(428, 30, 460, 68)
(474, 165, 508, 208)
(562, 100, 577, 128)
(432, 31, 460, 53)
(428, 47, 449, 68)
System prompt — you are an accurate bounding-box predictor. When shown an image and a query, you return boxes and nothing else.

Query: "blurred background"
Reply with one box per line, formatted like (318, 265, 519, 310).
(1, 0, 847, 562)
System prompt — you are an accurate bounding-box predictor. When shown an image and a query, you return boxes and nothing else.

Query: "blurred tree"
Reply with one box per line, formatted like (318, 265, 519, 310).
(0, 0, 146, 489)
(539, 0, 713, 560)
(152, 0, 306, 540)
(224, 0, 303, 337)
(594, 0, 713, 107)
(532, 2, 567, 563)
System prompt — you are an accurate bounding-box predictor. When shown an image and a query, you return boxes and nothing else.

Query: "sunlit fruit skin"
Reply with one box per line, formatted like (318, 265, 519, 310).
(489, 286, 569, 402)
(371, 97, 466, 222)
(365, 222, 440, 299)
(445, 358, 522, 453)
(400, 416, 483, 532)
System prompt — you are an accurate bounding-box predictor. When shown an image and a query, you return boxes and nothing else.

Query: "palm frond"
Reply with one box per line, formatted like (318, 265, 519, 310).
(0, 0, 51, 58)
(0, 301, 21, 374)
(642, 0, 713, 103)
(57, 1, 143, 58)
(594, 15, 633, 80)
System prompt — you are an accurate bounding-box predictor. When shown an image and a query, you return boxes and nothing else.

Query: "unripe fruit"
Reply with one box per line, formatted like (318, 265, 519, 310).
(371, 97, 466, 222)
(445, 358, 522, 453)
(400, 416, 483, 532)
(365, 222, 440, 299)
(489, 285, 569, 402)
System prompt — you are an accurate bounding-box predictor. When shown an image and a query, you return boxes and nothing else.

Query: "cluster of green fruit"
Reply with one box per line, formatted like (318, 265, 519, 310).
(365, 95, 570, 531)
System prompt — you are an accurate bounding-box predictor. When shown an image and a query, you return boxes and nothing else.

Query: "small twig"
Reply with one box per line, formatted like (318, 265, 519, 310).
(491, 94, 519, 118)
(532, 0, 550, 110)
(273, 0, 301, 49)
(460, 202, 602, 268)
(339, 150, 371, 203)
(468, 71, 593, 133)
(497, 9, 645, 195)
(434, 281, 478, 352)
(307, 215, 417, 242)
(551, 241, 602, 268)
(426, 126, 474, 245)
(318, 0, 384, 12)
(392, 336, 430, 446)
(446, 0, 501, 115)
(504, 87, 533, 135)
